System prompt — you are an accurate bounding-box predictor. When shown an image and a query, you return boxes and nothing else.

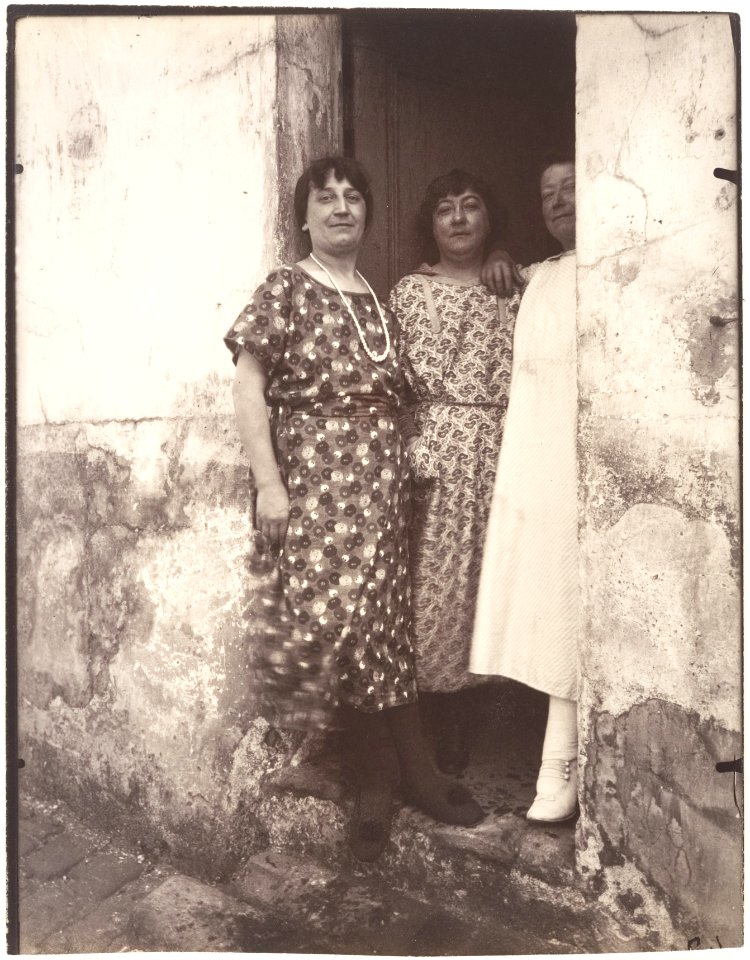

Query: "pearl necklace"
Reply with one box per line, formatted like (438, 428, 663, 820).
(309, 253, 391, 364)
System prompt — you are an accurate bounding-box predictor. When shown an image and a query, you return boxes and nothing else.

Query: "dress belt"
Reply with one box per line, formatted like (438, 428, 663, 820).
(281, 397, 396, 418)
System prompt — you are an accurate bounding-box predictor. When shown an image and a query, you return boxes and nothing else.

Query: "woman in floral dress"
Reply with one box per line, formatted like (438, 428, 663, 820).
(225, 156, 483, 862)
(389, 169, 518, 774)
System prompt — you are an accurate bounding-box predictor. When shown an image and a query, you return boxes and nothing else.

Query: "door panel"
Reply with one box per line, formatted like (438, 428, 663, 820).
(394, 71, 513, 284)
(345, 11, 575, 297)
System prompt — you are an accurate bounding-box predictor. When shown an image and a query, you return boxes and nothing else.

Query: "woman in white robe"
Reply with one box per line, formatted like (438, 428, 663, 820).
(471, 158, 579, 823)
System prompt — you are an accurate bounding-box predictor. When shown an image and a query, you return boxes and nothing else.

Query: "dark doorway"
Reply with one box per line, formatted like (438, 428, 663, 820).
(343, 10, 576, 296)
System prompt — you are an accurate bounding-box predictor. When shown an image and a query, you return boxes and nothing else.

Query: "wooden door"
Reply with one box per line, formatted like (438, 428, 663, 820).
(344, 11, 576, 297)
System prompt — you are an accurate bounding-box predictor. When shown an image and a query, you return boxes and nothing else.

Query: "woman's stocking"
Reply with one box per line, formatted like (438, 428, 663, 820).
(342, 706, 395, 862)
(540, 695, 577, 761)
(435, 689, 472, 774)
(387, 702, 484, 826)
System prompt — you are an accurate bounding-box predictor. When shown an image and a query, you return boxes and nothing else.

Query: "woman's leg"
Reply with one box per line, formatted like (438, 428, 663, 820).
(434, 690, 471, 775)
(342, 706, 395, 862)
(527, 695, 578, 823)
(387, 702, 484, 826)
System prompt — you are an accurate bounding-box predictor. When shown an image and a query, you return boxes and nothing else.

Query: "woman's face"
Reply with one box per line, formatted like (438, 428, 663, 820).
(541, 162, 575, 251)
(304, 172, 368, 258)
(432, 190, 490, 261)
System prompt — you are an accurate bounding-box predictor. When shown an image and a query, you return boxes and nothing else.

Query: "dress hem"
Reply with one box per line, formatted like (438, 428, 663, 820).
(468, 666, 577, 702)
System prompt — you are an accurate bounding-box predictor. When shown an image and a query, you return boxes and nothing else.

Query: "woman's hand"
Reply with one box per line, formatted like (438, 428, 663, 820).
(255, 480, 290, 551)
(233, 352, 290, 550)
(480, 248, 525, 297)
(406, 434, 438, 481)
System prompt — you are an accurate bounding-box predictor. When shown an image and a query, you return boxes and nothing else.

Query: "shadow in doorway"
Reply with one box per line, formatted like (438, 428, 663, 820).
(342, 9, 576, 296)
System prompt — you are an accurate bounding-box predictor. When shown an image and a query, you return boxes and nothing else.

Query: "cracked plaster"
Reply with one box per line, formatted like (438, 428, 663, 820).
(16, 12, 348, 881)
(576, 13, 740, 943)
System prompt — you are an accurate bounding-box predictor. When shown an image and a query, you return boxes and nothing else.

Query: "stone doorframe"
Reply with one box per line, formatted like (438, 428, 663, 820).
(275, 16, 343, 263)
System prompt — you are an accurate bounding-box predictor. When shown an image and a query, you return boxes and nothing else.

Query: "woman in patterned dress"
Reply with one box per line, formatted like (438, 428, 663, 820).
(388, 170, 518, 775)
(225, 156, 483, 862)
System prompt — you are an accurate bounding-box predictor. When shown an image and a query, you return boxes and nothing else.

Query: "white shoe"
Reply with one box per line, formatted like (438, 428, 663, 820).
(526, 758, 578, 823)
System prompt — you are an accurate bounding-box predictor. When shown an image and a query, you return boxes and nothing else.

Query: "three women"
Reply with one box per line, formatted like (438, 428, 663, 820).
(226, 152, 579, 864)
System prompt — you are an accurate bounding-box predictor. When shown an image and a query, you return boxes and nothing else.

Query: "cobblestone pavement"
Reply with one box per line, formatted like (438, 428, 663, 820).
(13, 693, 652, 954)
(17, 791, 607, 955)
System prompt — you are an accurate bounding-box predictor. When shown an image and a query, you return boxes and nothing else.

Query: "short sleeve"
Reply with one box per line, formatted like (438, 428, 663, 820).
(223, 267, 292, 373)
(388, 278, 421, 391)
(387, 280, 420, 442)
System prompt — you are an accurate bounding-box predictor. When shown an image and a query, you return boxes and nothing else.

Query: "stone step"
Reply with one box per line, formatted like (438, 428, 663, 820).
(128, 857, 598, 956)
(128, 874, 301, 952)
(255, 753, 578, 905)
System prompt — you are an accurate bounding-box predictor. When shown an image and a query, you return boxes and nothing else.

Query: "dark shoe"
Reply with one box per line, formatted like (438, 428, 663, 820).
(349, 782, 393, 863)
(402, 776, 485, 827)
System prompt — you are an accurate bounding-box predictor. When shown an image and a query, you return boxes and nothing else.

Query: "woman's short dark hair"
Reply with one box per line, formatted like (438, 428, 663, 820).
(536, 151, 575, 183)
(416, 169, 507, 262)
(294, 155, 374, 230)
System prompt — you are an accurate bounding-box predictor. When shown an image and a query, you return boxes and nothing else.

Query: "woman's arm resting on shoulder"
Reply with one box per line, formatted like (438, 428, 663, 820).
(232, 351, 289, 549)
(480, 248, 525, 297)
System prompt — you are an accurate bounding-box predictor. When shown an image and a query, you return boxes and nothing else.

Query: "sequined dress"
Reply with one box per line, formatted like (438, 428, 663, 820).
(224, 265, 418, 728)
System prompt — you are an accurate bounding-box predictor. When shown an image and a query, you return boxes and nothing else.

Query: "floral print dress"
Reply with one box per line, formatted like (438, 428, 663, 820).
(224, 265, 418, 729)
(389, 268, 518, 692)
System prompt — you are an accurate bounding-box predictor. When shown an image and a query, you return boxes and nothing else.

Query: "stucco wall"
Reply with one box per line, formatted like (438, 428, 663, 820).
(16, 13, 342, 876)
(576, 14, 741, 946)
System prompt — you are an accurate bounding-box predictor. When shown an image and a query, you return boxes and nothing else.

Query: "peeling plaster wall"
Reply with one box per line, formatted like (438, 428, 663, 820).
(576, 14, 741, 945)
(16, 14, 343, 877)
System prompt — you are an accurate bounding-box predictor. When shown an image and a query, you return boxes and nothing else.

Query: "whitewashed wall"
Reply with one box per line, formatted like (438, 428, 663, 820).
(576, 13, 741, 946)
(15, 15, 278, 425)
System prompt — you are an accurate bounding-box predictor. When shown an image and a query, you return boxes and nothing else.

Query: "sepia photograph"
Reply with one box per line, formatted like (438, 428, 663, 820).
(7, 3, 742, 954)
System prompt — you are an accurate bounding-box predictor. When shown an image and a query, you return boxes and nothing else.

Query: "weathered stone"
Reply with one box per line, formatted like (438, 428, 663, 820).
(19, 831, 39, 857)
(19, 884, 83, 950)
(67, 851, 144, 898)
(577, 12, 740, 945)
(18, 812, 64, 843)
(15, 11, 303, 881)
(583, 700, 743, 948)
(433, 814, 523, 866)
(230, 849, 337, 906)
(264, 758, 348, 803)
(275, 15, 342, 262)
(24, 834, 93, 880)
(582, 505, 740, 730)
(128, 874, 293, 952)
(18, 519, 91, 710)
(38, 869, 171, 954)
(517, 823, 577, 886)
